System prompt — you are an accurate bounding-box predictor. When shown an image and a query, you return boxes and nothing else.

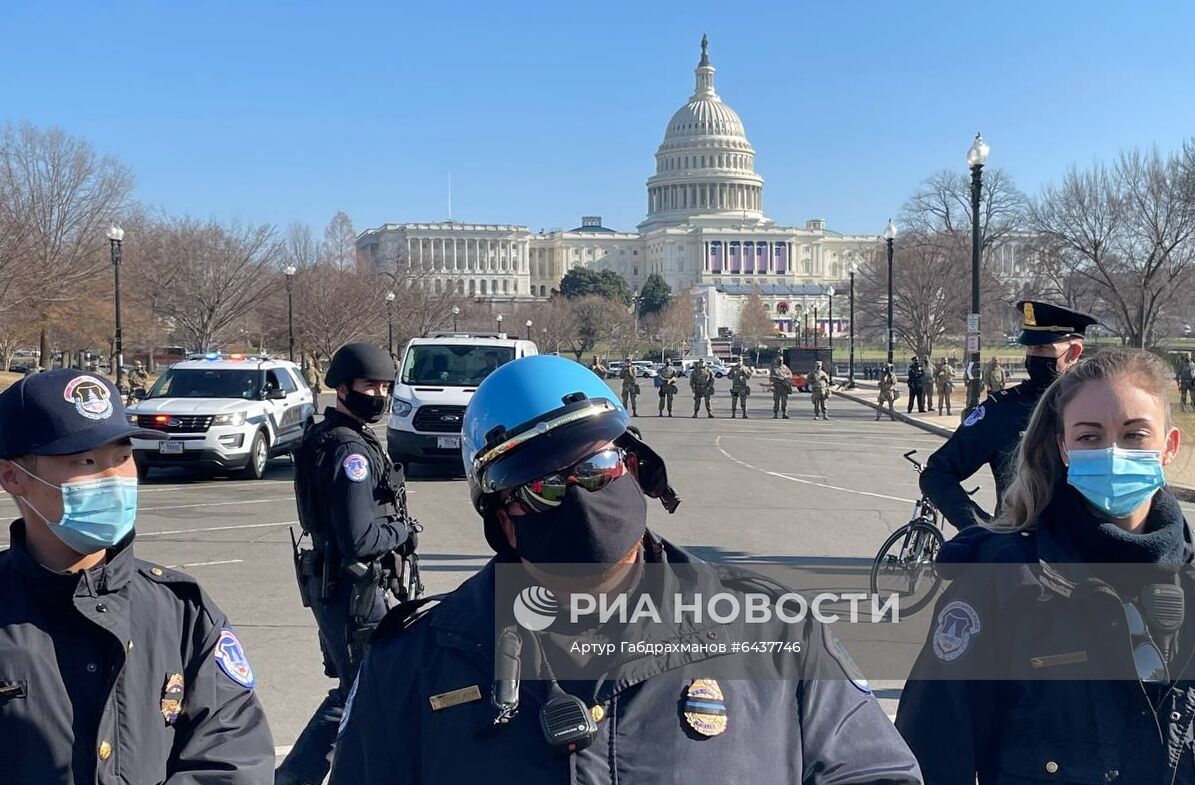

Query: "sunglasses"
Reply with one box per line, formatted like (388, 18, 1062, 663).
(1124, 602, 1169, 684)
(507, 447, 631, 514)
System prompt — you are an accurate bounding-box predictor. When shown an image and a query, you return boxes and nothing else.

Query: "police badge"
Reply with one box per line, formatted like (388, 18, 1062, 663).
(681, 678, 728, 738)
(161, 673, 185, 725)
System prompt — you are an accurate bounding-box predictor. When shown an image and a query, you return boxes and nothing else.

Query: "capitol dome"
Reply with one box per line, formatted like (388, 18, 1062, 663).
(641, 36, 767, 229)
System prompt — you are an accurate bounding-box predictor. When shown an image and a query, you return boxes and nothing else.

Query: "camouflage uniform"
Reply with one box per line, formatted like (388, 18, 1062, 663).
(619, 362, 640, 416)
(876, 365, 898, 421)
(984, 359, 1007, 394)
(727, 363, 751, 418)
(769, 359, 792, 419)
(808, 362, 831, 420)
(303, 354, 322, 397)
(1179, 353, 1195, 412)
(689, 361, 715, 418)
(656, 364, 678, 416)
(934, 360, 956, 416)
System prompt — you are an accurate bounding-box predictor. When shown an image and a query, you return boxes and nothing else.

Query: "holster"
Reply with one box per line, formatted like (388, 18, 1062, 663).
(290, 528, 325, 608)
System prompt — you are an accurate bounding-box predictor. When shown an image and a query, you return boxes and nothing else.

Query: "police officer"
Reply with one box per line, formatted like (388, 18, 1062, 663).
(689, 358, 715, 418)
(619, 357, 639, 417)
(809, 360, 831, 420)
(906, 357, 926, 413)
(657, 361, 678, 417)
(727, 359, 751, 418)
(1177, 352, 1195, 412)
(329, 355, 922, 784)
(876, 362, 898, 421)
(0, 369, 274, 784)
(770, 355, 793, 419)
(920, 300, 1098, 530)
(276, 342, 417, 785)
(898, 349, 1194, 784)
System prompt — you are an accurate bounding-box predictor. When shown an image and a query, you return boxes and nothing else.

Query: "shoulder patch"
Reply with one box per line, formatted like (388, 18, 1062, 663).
(963, 406, 986, 428)
(214, 628, 256, 688)
(342, 453, 370, 482)
(824, 631, 871, 693)
(932, 600, 981, 663)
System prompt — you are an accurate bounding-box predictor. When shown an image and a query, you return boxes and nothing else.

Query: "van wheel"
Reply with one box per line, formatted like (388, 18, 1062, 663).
(239, 432, 269, 480)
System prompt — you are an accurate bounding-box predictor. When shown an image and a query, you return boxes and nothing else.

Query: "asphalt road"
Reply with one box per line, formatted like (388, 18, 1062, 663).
(3, 382, 1192, 755)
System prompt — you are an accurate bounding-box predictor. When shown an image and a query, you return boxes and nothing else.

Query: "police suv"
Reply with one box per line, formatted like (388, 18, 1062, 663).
(126, 354, 315, 480)
(388, 332, 537, 471)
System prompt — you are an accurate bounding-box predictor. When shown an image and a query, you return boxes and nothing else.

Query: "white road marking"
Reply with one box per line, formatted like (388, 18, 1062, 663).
(138, 520, 298, 537)
(715, 437, 918, 505)
(139, 497, 293, 512)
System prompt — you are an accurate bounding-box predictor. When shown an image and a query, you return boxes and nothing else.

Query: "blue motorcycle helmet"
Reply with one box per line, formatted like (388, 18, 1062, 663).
(462, 355, 680, 554)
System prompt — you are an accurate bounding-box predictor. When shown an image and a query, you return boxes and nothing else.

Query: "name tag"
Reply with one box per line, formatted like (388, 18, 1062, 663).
(1030, 651, 1088, 669)
(429, 685, 482, 711)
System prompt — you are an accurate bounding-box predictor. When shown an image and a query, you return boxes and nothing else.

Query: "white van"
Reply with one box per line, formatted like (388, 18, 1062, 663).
(387, 332, 538, 470)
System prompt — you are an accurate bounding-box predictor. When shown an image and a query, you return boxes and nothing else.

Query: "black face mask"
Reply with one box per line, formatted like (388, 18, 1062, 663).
(510, 473, 647, 568)
(1024, 355, 1062, 388)
(342, 389, 388, 423)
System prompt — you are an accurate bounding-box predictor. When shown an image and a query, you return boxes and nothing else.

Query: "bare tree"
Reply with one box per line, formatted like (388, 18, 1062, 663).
(609, 307, 642, 360)
(290, 264, 386, 359)
(737, 286, 774, 361)
(323, 211, 359, 271)
(0, 121, 135, 365)
(283, 221, 321, 272)
(133, 216, 282, 351)
(511, 299, 574, 354)
(566, 296, 623, 361)
(1030, 144, 1195, 347)
(644, 297, 696, 361)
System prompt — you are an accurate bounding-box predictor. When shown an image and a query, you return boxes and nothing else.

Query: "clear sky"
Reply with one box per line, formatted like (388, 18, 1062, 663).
(4, 0, 1193, 237)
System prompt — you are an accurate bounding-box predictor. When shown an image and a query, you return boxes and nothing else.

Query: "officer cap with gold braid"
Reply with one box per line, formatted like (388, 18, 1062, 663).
(1015, 300, 1099, 346)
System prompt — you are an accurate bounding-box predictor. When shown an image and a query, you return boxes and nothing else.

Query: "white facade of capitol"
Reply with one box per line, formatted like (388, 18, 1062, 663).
(358, 37, 1032, 336)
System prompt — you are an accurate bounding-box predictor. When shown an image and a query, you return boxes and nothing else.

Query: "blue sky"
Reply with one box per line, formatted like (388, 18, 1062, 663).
(4, 1, 1193, 237)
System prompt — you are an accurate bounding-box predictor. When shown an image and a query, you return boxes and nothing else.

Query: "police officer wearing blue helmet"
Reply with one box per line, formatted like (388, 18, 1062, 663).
(329, 355, 922, 784)
(0, 369, 274, 784)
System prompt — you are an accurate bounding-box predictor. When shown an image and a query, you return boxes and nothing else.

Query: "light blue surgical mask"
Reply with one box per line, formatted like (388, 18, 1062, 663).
(1066, 446, 1166, 519)
(14, 464, 138, 554)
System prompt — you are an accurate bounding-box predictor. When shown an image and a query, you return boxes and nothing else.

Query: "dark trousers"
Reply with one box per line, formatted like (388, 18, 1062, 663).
(907, 385, 925, 413)
(275, 574, 386, 785)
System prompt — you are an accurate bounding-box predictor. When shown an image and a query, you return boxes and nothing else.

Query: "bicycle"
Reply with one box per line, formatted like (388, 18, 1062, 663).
(869, 450, 958, 614)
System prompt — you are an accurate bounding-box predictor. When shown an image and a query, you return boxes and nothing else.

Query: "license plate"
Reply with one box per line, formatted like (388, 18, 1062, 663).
(159, 441, 184, 455)
(437, 436, 461, 449)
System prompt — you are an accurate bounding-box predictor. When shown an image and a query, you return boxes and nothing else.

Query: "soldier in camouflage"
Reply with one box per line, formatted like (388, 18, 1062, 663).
(984, 357, 1007, 394)
(619, 357, 640, 417)
(1178, 352, 1195, 412)
(588, 355, 607, 378)
(769, 356, 792, 419)
(727, 360, 752, 419)
(689, 358, 715, 418)
(876, 363, 897, 421)
(934, 358, 956, 417)
(657, 362, 678, 417)
(808, 360, 831, 420)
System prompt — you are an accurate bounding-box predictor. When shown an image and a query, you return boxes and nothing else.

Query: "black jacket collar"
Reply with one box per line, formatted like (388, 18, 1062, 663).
(6, 519, 135, 595)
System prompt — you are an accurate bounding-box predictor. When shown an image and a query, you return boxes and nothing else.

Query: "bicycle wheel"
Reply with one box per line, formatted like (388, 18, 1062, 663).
(869, 521, 945, 615)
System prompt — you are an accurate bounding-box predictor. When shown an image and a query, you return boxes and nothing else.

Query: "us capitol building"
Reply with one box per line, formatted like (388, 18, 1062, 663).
(357, 37, 883, 338)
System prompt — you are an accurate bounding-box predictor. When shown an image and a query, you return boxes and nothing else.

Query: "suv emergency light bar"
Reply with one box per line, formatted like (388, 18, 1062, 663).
(426, 331, 506, 339)
(185, 352, 276, 362)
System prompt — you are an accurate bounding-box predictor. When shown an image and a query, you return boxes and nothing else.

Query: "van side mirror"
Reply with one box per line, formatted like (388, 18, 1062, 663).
(266, 388, 286, 400)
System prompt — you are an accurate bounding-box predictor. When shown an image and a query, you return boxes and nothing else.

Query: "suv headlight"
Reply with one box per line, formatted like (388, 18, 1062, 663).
(212, 411, 247, 426)
(392, 398, 413, 417)
(127, 413, 138, 425)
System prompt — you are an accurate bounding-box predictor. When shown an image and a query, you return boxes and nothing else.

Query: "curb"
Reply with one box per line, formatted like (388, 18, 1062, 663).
(832, 388, 1195, 504)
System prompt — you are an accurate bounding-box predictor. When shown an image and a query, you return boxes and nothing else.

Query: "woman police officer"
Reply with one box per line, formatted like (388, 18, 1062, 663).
(897, 350, 1195, 784)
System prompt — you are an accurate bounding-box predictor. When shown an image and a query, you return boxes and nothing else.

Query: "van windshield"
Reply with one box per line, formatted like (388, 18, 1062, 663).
(401, 345, 516, 387)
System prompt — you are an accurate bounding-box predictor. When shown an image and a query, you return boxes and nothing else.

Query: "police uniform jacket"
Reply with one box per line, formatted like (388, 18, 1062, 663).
(906, 364, 925, 390)
(329, 534, 922, 785)
(0, 521, 273, 784)
(295, 407, 408, 565)
(920, 380, 1045, 529)
(896, 489, 1195, 785)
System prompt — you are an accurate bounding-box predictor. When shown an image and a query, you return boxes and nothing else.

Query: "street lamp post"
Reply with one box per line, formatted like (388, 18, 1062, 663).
(283, 266, 297, 362)
(883, 219, 898, 366)
(385, 291, 396, 357)
(813, 306, 819, 349)
(107, 224, 125, 388)
(452, 305, 460, 332)
(964, 133, 990, 418)
(496, 313, 504, 336)
(525, 319, 533, 340)
(847, 262, 858, 388)
(827, 287, 835, 380)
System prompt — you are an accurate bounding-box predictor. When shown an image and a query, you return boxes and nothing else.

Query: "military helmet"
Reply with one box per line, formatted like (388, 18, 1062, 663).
(325, 343, 395, 388)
